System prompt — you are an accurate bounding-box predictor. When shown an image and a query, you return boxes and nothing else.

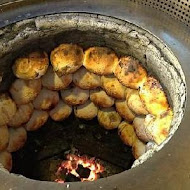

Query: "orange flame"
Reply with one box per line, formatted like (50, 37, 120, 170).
(55, 154, 104, 183)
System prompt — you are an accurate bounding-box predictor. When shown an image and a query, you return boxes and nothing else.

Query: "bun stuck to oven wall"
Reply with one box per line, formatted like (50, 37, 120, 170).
(61, 86, 89, 106)
(114, 56, 147, 89)
(8, 103, 34, 128)
(90, 88, 115, 108)
(115, 99, 136, 122)
(101, 75, 126, 99)
(7, 127, 27, 153)
(50, 44, 84, 76)
(0, 125, 9, 151)
(74, 100, 98, 120)
(25, 110, 48, 131)
(98, 107, 122, 130)
(10, 79, 42, 105)
(0, 151, 12, 172)
(12, 51, 49, 80)
(73, 67, 101, 90)
(139, 76, 169, 116)
(83, 47, 118, 75)
(132, 138, 146, 159)
(42, 66, 72, 90)
(33, 88, 59, 110)
(133, 110, 173, 145)
(50, 100, 72, 121)
(127, 89, 148, 115)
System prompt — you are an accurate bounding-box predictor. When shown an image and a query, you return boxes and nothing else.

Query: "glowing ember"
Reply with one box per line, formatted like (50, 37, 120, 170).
(55, 154, 104, 183)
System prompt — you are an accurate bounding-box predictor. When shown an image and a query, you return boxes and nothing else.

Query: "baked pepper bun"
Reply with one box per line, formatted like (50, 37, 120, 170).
(114, 56, 147, 89)
(12, 51, 49, 80)
(83, 47, 118, 75)
(50, 44, 84, 76)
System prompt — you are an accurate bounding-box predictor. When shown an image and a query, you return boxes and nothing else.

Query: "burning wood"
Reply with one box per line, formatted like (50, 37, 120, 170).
(55, 154, 104, 183)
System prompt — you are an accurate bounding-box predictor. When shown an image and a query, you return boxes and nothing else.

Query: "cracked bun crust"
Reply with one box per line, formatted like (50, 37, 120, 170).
(61, 86, 89, 106)
(10, 79, 42, 105)
(98, 107, 122, 130)
(101, 75, 126, 99)
(49, 100, 72, 121)
(74, 100, 98, 120)
(83, 47, 118, 75)
(90, 88, 115, 108)
(73, 67, 101, 89)
(12, 51, 49, 80)
(42, 66, 72, 90)
(114, 56, 147, 89)
(50, 44, 84, 76)
(139, 76, 169, 116)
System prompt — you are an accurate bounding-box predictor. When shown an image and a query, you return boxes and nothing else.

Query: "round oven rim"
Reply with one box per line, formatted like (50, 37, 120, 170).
(0, 1, 190, 190)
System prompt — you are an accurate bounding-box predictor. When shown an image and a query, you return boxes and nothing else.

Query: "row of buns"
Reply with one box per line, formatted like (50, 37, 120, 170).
(0, 44, 173, 171)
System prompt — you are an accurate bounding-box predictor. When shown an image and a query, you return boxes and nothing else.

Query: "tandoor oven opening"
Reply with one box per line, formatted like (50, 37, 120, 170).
(0, 13, 186, 183)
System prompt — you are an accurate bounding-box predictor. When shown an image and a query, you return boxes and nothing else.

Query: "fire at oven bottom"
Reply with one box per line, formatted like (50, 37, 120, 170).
(11, 115, 135, 182)
(55, 154, 104, 183)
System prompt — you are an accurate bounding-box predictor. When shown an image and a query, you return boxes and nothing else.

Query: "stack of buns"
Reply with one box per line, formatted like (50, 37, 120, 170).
(0, 44, 172, 172)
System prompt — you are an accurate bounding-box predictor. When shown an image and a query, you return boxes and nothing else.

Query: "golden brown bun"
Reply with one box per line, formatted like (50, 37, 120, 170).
(12, 51, 49, 80)
(127, 89, 148, 115)
(0, 151, 12, 171)
(10, 79, 42, 105)
(25, 110, 48, 131)
(74, 100, 98, 120)
(98, 107, 122, 130)
(133, 116, 153, 142)
(0, 125, 9, 151)
(8, 103, 34, 128)
(33, 88, 59, 110)
(50, 44, 84, 76)
(0, 94, 17, 126)
(7, 127, 27, 152)
(118, 121, 137, 146)
(73, 67, 101, 89)
(139, 76, 169, 116)
(42, 66, 72, 90)
(133, 110, 173, 145)
(90, 88, 114, 108)
(115, 99, 135, 122)
(49, 100, 72, 121)
(145, 110, 173, 145)
(132, 138, 146, 159)
(61, 86, 89, 106)
(101, 75, 126, 99)
(114, 56, 147, 89)
(83, 47, 118, 75)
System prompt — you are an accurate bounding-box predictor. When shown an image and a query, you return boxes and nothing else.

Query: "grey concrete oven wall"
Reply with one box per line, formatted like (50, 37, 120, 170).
(0, 13, 187, 189)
